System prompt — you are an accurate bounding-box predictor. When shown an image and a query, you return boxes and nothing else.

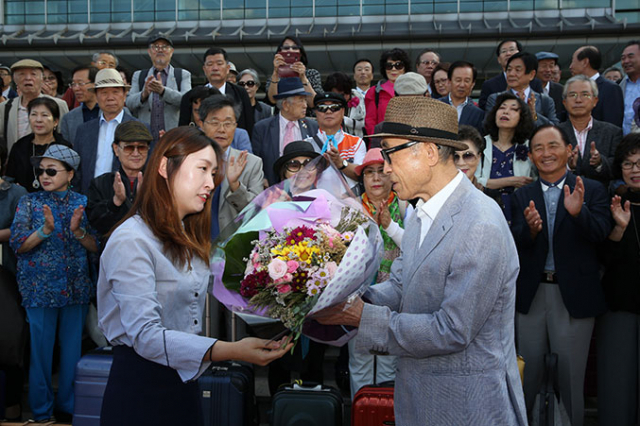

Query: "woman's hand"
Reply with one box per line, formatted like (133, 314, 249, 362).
(70, 205, 85, 234)
(210, 337, 294, 366)
(291, 62, 307, 79)
(43, 205, 55, 234)
(611, 195, 631, 228)
(375, 202, 392, 229)
(273, 54, 286, 73)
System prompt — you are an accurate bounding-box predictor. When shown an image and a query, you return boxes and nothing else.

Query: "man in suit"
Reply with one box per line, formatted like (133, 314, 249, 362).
(620, 40, 640, 135)
(252, 78, 319, 186)
(569, 45, 624, 128)
(126, 34, 191, 142)
(414, 48, 440, 96)
(60, 65, 99, 145)
(510, 124, 611, 426)
(439, 60, 485, 134)
(536, 51, 566, 122)
(315, 96, 527, 425)
(0, 59, 69, 152)
(486, 52, 559, 127)
(478, 39, 543, 111)
(200, 95, 263, 238)
(61, 51, 118, 111)
(74, 69, 141, 194)
(0, 65, 17, 101)
(558, 75, 622, 184)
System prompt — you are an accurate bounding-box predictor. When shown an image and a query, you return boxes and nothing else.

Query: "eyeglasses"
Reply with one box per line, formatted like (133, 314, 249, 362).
(150, 44, 172, 52)
(419, 60, 439, 67)
(118, 143, 149, 155)
(69, 81, 91, 88)
(238, 80, 257, 88)
(453, 152, 478, 162)
(565, 92, 593, 100)
(285, 158, 316, 173)
(280, 45, 300, 51)
(314, 103, 343, 113)
(35, 168, 66, 177)
(95, 60, 117, 68)
(380, 140, 423, 164)
(0, 72, 10, 77)
(362, 168, 388, 178)
(621, 159, 640, 170)
(499, 47, 518, 55)
(385, 61, 405, 71)
(203, 120, 237, 130)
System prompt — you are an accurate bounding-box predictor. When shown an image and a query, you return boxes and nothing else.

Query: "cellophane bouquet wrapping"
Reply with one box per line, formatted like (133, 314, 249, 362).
(211, 157, 383, 347)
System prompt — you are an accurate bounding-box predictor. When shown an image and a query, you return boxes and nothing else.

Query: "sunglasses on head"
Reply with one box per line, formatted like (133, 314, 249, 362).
(285, 158, 316, 173)
(36, 167, 66, 177)
(315, 104, 343, 113)
(385, 61, 405, 71)
(237, 80, 257, 88)
(119, 144, 149, 155)
(453, 152, 478, 162)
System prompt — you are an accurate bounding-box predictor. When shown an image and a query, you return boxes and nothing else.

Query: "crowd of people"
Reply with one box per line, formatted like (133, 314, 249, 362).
(0, 32, 639, 425)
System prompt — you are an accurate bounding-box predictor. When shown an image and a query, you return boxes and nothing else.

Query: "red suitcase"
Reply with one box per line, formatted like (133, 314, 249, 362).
(351, 382, 395, 426)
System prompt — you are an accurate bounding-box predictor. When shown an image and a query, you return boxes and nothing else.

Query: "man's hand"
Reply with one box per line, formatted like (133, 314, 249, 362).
(312, 297, 364, 327)
(564, 176, 585, 218)
(589, 141, 601, 167)
(136, 171, 144, 193)
(324, 145, 343, 169)
(112, 171, 127, 207)
(227, 151, 248, 192)
(509, 176, 534, 188)
(524, 200, 543, 239)
(568, 144, 580, 170)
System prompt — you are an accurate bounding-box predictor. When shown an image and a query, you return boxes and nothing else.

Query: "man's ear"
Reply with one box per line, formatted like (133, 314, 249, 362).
(158, 156, 168, 179)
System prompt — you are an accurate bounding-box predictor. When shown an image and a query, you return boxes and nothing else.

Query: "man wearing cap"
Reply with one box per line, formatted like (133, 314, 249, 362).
(569, 45, 624, 128)
(74, 68, 142, 194)
(0, 65, 17, 101)
(86, 121, 151, 239)
(536, 51, 566, 122)
(126, 34, 191, 142)
(314, 96, 527, 425)
(252, 77, 319, 186)
(438, 61, 485, 134)
(558, 75, 622, 185)
(226, 62, 238, 84)
(59, 65, 100, 146)
(309, 92, 365, 187)
(0, 59, 69, 152)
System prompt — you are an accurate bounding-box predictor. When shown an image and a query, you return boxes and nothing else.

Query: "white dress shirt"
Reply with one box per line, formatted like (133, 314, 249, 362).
(95, 110, 124, 178)
(415, 171, 464, 246)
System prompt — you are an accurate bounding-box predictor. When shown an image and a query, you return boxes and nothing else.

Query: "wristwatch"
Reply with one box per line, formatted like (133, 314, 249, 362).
(339, 159, 349, 170)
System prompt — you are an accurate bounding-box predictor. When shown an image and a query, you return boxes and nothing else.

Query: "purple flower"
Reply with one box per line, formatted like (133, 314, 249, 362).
(515, 144, 529, 162)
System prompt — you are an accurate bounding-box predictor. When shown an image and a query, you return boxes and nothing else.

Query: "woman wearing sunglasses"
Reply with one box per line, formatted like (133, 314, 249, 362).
(10, 144, 98, 423)
(454, 125, 485, 190)
(265, 36, 322, 107)
(6, 97, 71, 192)
(364, 48, 411, 137)
(237, 68, 273, 124)
(273, 140, 322, 195)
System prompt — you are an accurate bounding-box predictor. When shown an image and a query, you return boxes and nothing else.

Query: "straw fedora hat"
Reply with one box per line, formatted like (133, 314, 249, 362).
(370, 96, 467, 150)
(90, 68, 131, 91)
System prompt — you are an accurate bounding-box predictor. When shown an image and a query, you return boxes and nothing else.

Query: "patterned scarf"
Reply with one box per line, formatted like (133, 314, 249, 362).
(362, 192, 404, 280)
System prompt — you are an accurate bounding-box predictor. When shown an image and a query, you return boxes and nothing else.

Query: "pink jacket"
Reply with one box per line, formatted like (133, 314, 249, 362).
(364, 80, 395, 136)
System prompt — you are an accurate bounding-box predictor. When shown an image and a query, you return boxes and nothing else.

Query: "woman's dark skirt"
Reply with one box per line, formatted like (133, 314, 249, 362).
(100, 345, 202, 426)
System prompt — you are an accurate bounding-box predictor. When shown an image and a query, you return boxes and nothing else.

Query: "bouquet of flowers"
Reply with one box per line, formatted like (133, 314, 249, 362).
(211, 157, 383, 347)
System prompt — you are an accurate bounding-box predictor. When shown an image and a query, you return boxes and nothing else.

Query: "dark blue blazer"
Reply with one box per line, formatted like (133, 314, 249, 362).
(251, 115, 319, 186)
(478, 73, 543, 111)
(439, 97, 485, 135)
(592, 76, 624, 128)
(547, 81, 567, 123)
(73, 111, 140, 194)
(509, 173, 612, 318)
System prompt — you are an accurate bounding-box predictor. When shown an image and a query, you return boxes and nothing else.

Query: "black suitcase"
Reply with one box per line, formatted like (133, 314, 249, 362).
(73, 346, 114, 426)
(198, 361, 256, 426)
(270, 382, 344, 426)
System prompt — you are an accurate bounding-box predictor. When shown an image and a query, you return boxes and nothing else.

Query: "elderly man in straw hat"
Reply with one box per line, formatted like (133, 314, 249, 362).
(73, 68, 145, 194)
(315, 96, 527, 425)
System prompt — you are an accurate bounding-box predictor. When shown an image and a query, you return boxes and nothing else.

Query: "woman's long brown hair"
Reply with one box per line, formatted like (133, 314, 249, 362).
(116, 126, 223, 268)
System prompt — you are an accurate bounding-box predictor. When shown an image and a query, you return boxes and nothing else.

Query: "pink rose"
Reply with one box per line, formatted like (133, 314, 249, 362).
(325, 261, 338, 278)
(275, 273, 293, 284)
(268, 258, 288, 280)
(277, 284, 292, 294)
(286, 260, 299, 273)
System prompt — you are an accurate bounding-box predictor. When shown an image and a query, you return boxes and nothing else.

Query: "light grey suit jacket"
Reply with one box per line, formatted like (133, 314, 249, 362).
(356, 176, 527, 425)
(0, 94, 69, 152)
(217, 147, 264, 231)
(486, 89, 559, 127)
(126, 65, 191, 134)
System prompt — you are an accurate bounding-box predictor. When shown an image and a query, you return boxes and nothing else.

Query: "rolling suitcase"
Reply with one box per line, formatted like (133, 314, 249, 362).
(270, 382, 344, 426)
(198, 361, 256, 426)
(351, 355, 395, 426)
(73, 347, 113, 426)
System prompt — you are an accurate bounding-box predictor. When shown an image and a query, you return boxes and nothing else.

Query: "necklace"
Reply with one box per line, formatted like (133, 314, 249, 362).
(31, 142, 40, 189)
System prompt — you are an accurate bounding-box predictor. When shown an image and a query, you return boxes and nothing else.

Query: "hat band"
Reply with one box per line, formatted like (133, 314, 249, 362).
(379, 122, 458, 141)
(277, 88, 306, 97)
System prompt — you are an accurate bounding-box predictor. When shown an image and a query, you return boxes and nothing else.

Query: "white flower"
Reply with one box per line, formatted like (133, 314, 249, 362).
(268, 258, 288, 280)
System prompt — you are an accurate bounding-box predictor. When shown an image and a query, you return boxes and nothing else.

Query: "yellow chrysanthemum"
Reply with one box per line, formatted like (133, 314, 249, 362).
(292, 242, 319, 264)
